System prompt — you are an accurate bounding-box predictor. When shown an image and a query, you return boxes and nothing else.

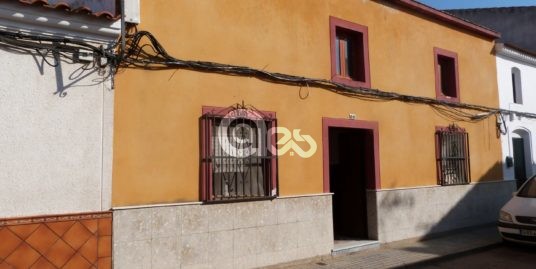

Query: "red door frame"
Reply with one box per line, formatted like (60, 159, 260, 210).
(322, 117, 381, 192)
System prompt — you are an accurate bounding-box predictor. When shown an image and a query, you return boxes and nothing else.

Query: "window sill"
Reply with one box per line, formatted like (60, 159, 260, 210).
(439, 182, 471, 186)
(202, 195, 277, 205)
(436, 95, 460, 103)
(332, 76, 370, 89)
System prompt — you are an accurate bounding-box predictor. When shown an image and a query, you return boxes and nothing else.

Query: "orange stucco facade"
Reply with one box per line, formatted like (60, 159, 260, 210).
(112, 0, 502, 206)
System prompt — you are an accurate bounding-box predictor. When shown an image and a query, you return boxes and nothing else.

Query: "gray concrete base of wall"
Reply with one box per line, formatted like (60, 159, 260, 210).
(112, 180, 516, 268)
(113, 194, 334, 269)
(369, 180, 516, 242)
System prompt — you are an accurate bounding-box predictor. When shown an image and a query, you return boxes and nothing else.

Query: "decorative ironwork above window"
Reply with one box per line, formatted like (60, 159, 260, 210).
(435, 124, 470, 186)
(200, 104, 278, 202)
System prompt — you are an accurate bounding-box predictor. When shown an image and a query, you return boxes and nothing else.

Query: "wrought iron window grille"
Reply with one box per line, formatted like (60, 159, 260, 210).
(200, 103, 278, 202)
(435, 124, 471, 186)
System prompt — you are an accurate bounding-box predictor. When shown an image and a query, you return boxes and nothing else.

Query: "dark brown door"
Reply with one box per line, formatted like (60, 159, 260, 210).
(329, 127, 373, 240)
(513, 137, 527, 188)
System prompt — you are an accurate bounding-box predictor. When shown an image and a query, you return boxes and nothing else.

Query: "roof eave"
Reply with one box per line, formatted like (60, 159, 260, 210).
(18, 0, 121, 21)
(495, 43, 536, 66)
(389, 0, 500, 39)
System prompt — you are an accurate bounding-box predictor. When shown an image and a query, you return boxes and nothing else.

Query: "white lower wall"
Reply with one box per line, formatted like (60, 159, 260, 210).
(113, 195, 333, 269)
(0, 47, 114, 217)
(371, 180, 516, 242)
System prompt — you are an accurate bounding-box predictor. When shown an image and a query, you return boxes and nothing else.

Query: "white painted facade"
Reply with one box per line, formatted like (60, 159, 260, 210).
(495, 43, 536, 181)
(0, 2, 119, 218)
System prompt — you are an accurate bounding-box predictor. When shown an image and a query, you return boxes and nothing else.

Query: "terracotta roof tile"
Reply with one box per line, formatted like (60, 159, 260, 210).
(18, 0, 120, 20)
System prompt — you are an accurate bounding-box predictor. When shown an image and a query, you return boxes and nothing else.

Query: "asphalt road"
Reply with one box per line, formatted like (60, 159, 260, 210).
(408, 243, 536, 269)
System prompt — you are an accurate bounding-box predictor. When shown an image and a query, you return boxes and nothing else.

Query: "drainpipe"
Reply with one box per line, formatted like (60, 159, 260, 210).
(111, 0, 126, 90)
(120, 0, 126, 59)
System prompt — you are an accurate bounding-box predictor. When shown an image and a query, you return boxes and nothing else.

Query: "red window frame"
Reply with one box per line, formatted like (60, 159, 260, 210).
(200, 106, 278, 202)
(329, 16, 371, 88)
(434, 47, 460, 102)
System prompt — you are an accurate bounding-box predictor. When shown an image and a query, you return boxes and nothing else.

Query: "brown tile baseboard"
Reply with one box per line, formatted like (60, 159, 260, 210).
(0, 211, 112, 269)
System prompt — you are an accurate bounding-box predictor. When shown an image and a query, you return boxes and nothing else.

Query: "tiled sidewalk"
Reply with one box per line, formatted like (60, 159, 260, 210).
(268, 225, 501, 269)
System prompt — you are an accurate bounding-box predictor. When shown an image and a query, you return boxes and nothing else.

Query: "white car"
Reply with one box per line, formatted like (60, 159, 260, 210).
(498, 176, 536, 244)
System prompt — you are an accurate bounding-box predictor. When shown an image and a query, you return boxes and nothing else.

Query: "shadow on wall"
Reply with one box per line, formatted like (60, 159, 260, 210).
(530, 160, 536, 183)
(381, 161, 516, 255)
(0, 42, 112, 97)
(424, 163, 508, 236)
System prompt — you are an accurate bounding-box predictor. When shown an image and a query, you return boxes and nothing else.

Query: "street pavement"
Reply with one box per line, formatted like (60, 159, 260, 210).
(269, 225, 536, 269)
(407, 244, 536, 269)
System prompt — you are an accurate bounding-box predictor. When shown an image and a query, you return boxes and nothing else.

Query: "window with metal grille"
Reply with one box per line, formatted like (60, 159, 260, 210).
(435, 125, 470, 186)
(200, 105, 277, 202)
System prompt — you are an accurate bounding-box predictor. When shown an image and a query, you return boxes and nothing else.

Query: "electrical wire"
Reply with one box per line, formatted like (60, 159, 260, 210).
(119, 31, 536, 124)
(0, 30, 117, 68)
(1, 28, 535, 128)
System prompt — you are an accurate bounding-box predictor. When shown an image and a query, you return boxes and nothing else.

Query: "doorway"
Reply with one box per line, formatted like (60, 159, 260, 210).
(328, 127, 375, 240)
(513, 137, 527, 188)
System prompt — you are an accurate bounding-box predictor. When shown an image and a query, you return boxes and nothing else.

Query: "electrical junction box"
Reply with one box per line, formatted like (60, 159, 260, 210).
(74, 51, 94, 63)
(124, 0, 141, 24)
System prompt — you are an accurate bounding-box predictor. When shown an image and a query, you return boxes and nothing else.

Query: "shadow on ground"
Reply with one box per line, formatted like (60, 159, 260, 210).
(401, 243, 536, 269)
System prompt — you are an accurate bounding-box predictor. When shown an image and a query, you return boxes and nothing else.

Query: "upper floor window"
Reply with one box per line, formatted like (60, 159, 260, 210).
(511, 67, 523, 104)
(434, 48, 460, 102)
(329, 16, 370, 88)
(200, 106, 277, 202)
(435, 125, 470, 186)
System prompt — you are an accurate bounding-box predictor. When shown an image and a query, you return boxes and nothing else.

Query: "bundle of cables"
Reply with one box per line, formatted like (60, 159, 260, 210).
(119, 31, 530, 131)
(0, 29, 532, 134)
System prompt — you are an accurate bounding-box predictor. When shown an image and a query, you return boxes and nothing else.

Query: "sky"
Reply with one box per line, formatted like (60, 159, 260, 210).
(418, 0, 536, 9)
